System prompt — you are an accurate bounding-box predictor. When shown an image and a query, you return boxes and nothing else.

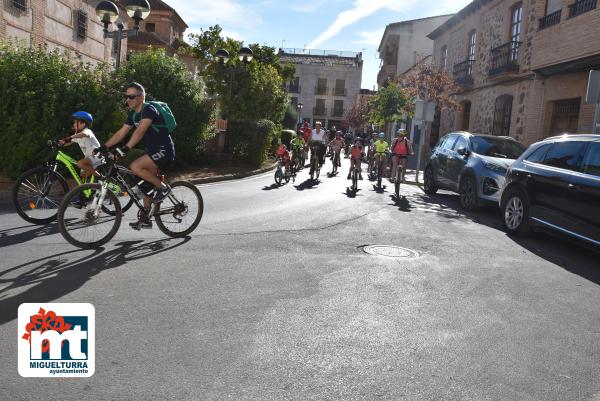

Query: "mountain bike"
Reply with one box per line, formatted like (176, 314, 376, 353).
(12, 140, 132, 224)
(57, 151, 203, 249)
(350, 162, 360, 193)
(331, 150, 340, 175)
(274, 157, 291, 186)
(394, 164, 403, 198)
(309, 142, 323, 182)
(374, 152, 386, 190)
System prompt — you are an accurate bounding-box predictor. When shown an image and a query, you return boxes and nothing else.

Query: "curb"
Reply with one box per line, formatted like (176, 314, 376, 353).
(179, 163, 277, 185)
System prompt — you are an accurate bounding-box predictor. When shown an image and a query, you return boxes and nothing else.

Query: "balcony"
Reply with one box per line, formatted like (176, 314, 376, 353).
(569, 0, 597, 18)
(489, 41, 521, 76)
(453, 59, 475, 86)
(377, 64, 397, 85)
(288, 84, 301, 93)
(332, 87, 347, 96)
(313, 107, 327, 116)
(314, 86, 328, 95)
(331, 108, 345, 117)
(539, 9, 562, 29)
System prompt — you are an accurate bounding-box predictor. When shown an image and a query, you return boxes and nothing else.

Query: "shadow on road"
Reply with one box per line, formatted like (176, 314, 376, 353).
(262, 183, 282, 191)
(389, 194, 412, 212)
(294, 179, 320, 191)
(0, 237, 191, 324)
(0, 223, 60, 249)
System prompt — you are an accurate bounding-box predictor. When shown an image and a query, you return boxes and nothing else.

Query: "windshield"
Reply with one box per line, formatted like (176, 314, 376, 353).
(469, 136, 525, 159)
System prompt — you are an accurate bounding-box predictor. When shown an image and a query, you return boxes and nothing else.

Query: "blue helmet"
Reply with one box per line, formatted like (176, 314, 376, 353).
(71, 111, 93, 125)
(379, 132, 385, 138)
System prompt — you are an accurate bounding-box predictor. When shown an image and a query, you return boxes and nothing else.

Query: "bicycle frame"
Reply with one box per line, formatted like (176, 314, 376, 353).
(54, 150, 96, 197)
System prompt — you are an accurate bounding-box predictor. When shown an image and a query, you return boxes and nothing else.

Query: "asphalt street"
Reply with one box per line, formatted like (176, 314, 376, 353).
(1, 155, 599, 401)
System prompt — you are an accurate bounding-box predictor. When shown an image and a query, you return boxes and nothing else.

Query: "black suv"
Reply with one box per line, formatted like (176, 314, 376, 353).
(500, 134, 600, 247)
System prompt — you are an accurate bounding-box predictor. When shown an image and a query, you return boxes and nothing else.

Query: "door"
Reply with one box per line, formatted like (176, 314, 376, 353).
(436, 134, 458, 187)
(446, 135, 470, 190)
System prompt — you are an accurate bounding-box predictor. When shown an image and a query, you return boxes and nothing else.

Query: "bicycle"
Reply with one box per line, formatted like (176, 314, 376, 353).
(57, 151, 203, 249)
(394, 164, 403, 198)
(274, 157, 291, 186)
(350, 162, 360, 193)
(309, 142, 323, 182)
(12, 140, 132, 224)
(331, 150, 340, 175)
(374, 152, 387, 190)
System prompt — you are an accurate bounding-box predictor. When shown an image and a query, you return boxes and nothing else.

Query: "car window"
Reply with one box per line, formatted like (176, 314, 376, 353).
(470, 136, 525, 159)
(524, 143, 552, 163)
(453, 136, 469, 151)
(581, 142, 600, 177)
(442, 135, 457, 150)
(541, 141, 587, 171)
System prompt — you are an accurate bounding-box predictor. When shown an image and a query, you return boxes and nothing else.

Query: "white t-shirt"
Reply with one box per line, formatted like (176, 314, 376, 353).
(72, 128, 100, 159)
(311, 128, 325, 143)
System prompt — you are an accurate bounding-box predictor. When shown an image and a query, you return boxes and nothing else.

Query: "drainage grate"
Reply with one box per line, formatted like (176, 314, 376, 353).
(361, 245, 420, 259)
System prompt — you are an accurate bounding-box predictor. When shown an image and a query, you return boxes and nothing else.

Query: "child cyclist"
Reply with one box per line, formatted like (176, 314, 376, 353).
(290, 131, 306, 168)
(347, 138, 364, 180)
(57, 111, 103, 178)
(328, 131, 345, 167)
(276, 143, 291, 173)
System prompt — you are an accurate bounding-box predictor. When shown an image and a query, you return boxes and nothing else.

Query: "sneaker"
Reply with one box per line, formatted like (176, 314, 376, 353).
(152, 184, 171, 204)
(347, 174, 351, 180)
(129, 220, 153, 230)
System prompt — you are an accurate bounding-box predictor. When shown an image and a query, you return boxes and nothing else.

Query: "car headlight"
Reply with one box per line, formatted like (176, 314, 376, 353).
(483, 162, 507, 174)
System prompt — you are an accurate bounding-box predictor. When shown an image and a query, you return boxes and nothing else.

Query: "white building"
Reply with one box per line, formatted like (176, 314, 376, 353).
(279, 48, 363, 130)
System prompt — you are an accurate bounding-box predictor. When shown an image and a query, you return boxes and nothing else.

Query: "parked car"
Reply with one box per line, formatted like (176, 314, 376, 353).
(499, 134, 600, 247)
(424, 132, 526, 209)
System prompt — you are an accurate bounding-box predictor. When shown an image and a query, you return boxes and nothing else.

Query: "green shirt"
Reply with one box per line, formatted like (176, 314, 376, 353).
(291, 137, 305, 150)
(374, 140, 389, 153)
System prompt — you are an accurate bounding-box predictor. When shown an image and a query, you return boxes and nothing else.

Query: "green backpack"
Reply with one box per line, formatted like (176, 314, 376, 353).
(136, 101, 177, 135)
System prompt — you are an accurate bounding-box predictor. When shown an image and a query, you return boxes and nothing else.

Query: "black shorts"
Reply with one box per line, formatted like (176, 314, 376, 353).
(147, 145, 175, 169)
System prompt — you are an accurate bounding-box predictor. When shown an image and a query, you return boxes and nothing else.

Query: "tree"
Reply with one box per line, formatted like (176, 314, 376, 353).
(367, 83, 410, 129)
(344, 96, 370, 132)
(397, 60, 462, 111)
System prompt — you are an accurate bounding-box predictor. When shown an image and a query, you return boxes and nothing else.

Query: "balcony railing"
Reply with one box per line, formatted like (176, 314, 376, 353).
(489, 41, 521, 76)
(313, 107, 327, 116)
(314, 86, 328, 95)
(288, 84, 301, 93)
(332, 87, 347, 96)
(377, 64, 397, 85)
(453, 59, 475, 85)
(539, 9, 562, 29)
(569, 0, 597, 17)
(331, 108, 345, 117)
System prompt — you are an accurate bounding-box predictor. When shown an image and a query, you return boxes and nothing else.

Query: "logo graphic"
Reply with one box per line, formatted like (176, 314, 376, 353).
(18, 303, 95, 377)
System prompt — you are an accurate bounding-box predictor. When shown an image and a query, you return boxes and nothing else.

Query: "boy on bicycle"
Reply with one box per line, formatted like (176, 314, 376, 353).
(328, 131, 344, 167)
(58, 111, 103, 178)
(374, 133, 389, 177)
(347, 139, 364, 180)
(276, 143, 291, 172)
(291, 131, 305, 167)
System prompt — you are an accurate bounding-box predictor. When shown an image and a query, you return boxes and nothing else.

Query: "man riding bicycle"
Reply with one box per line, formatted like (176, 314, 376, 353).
(95, 82, 175, 229)
(309, 121, 328, 171)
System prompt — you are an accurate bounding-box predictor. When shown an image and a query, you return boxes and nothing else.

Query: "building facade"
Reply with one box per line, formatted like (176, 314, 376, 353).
(429, 0, 600, 146)
(377, 14, 454, 87)
(279, 48, 363, 130)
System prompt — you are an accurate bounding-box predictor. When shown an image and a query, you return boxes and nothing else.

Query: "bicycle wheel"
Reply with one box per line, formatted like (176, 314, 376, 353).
(274, 169, 283, 186)
(352, 169, 358, 192)
(155, 181, 203, 238)
(58, 183, 122, 248)
(395, 166, 402, 197)
(13, 167, 69, 224)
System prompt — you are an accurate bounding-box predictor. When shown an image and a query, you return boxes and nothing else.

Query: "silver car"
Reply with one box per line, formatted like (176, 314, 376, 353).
(423, 132, 526, 210)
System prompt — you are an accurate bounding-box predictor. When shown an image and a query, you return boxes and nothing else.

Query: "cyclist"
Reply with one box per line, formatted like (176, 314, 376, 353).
(95, 82, 175, 229)
(302, 121, 312, 160)
(367, 132, 378, 173)
(276, 143, 291, 173)
(328, 131, 344, 167)
(373, 132, 389, 178)
(58, 111, 103, 178)
(291, 131, 305, 167)
(343, 131, 353, 156)
(309, 121, 328, 170)
(390, 128, 414, 183)
(347, 138, 364, 180)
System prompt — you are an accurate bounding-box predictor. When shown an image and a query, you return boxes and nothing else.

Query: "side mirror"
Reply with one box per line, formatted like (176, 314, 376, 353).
(456, 147, 469, 156)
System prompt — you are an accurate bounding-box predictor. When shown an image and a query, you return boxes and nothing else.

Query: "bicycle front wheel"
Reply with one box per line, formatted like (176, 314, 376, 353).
(58, 183, 122, 248)
(155, 181, 203, 238)
(13, 167, 69, 224)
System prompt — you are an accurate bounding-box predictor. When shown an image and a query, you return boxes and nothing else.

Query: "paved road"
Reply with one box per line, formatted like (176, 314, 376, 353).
(1, 156, 599, 400)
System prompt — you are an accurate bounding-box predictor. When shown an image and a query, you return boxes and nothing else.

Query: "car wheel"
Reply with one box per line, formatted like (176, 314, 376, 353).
(501, 187, 531, 236)
(459, 174, 479, 210)
(423, 166, 438, 195)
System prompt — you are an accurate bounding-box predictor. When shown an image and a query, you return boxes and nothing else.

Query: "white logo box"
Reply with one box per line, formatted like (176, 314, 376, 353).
(18, 303, 95, 378)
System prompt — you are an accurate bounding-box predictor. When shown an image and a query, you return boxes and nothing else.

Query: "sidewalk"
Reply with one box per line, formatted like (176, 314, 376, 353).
(0, 161, 277, 210)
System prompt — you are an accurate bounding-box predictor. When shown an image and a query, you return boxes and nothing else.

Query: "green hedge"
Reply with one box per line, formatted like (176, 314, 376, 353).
(229, 119, 277, 167)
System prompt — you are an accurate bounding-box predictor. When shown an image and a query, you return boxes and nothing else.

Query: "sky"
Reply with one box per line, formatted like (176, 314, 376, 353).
(165, 0, 473, 90)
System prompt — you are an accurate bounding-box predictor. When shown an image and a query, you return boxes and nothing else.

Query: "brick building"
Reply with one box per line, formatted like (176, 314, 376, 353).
(279, 48, 363, 130)
(428, 0, 600, 146)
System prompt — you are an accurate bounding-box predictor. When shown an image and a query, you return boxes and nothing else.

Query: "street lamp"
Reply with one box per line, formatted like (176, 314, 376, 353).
(215, 47, 254, 150)
(297, 102, 303, 125)
(95, 0, 151, 71)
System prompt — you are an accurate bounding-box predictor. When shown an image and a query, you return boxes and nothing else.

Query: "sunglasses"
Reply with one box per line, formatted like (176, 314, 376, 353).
(124, 94, 140, 100)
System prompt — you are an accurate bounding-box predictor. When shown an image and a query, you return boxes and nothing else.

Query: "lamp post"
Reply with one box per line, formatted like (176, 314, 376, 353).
(95, 0, 151, 71)
(215, 47, 254, 151)
(297, 102, 303, 125)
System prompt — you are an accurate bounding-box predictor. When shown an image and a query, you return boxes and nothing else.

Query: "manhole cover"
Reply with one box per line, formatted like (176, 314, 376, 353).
(362, 245, 420, 259)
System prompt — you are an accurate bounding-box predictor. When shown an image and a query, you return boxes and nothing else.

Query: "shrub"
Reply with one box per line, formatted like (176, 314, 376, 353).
(229, 119, 277, 167)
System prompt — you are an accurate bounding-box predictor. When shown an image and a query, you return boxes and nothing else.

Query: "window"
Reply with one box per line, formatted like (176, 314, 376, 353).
(442, 135, 458, 150)
(468, 31, 477, 75)
(581, 142, 600, 177)
(333, 100, 344, 116)
(334, 79, 345, 96)
(453, 136, 469, 151)
(461, 101, 471, 131)
(542, 141, 587, 171)
(510, 4, 522, 62)
(146, 23, 155, 32)
(493, 95, 513, 136)
(316, 78, 327, 95)
(290, 97, 298, 108)
(550, 98, 580, 136)
(315, 98, 326, 115)
(440, 46, 448, 69)
(525, 144, 552, 163)
(76, 9, 88, 39)
(289, 77, 300, 93)
(545, 0, 562, 14)
(11, 0, 28, 12)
